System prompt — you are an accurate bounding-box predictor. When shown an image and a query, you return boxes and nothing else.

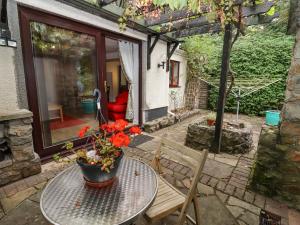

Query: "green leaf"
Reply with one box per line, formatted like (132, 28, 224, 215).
(267, 6, 276, 16)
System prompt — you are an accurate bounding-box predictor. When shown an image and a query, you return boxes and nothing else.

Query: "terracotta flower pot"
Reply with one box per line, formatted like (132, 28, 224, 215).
(207, 119, 215, 126)
(77, 151, 124, 188)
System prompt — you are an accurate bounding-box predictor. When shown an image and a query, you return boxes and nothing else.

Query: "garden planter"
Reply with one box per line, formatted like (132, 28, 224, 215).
(77, 151, 124, 188)
(207, 119, 215, 126)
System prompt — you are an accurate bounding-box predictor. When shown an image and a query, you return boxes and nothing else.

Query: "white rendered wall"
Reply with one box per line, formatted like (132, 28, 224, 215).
(143, 42, 188, 112)
(143, 40, 169, 110)
(169, 49, 188, 111)
(0, 47, 19, 111)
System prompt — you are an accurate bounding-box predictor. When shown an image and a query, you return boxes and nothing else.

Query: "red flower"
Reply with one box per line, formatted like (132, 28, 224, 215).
(114, 119, 128, 131)
(78, 126, 90, 138)
(110, 132, 130, 148)
(129, 126, 141, 135)
(101, 123, 115, 133)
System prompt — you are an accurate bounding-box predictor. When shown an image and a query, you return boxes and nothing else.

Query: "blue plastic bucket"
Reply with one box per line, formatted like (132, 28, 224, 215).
(265, 110, 281, 126)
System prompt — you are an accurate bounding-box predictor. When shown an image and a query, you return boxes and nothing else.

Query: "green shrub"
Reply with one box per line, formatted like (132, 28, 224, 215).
(182, 28, 294, 116)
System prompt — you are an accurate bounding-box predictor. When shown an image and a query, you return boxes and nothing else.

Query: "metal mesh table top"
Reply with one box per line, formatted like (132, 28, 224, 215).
(40, 158, 158, 225)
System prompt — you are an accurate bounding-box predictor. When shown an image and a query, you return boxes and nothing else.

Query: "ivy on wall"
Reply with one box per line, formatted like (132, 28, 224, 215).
(182, 27, 294, 116)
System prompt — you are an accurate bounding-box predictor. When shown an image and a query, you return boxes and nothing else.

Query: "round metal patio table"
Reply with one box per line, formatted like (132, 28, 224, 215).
(40, 157, 158, 225)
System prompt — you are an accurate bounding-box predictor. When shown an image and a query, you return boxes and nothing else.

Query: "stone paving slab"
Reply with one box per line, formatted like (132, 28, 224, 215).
(0, 199, 51, 225)
(1, 112, 300, 225)
(0, 145, 299, 225)
(198, 195, 239, 225)
(0, 187, 37, 213)
(203, 158, 234, 179)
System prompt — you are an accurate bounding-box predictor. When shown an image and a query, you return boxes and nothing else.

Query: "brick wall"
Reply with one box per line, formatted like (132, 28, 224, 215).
(185, 77, 208, 110)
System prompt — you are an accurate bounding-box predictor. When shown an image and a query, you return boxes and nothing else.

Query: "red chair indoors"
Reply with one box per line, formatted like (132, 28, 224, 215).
(108, 91, 128, 121)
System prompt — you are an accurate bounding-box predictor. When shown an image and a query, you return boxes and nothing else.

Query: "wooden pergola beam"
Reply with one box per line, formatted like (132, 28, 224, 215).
(99, 0, 118, 7)
(145, 7, 208, 27)
(159, 1, 275, 35)
(159, 16, 210, 34)
(166, 41, 180, 71)
(170, 12, 278, 38)
(147, 34, 160, 70)
(242, 0, 275, 17)
(171, 23, 221, 38)
(148, 0, 274, 30)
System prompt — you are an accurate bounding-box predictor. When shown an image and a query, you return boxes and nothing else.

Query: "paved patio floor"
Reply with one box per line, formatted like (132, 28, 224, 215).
(0, 111, 300, 225)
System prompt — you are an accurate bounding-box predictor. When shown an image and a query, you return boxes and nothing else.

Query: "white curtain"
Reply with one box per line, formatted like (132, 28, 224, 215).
(118, 41, 139, 124)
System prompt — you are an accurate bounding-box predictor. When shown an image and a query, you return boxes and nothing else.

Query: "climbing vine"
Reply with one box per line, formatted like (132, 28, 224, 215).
(118, 0, 257, 31)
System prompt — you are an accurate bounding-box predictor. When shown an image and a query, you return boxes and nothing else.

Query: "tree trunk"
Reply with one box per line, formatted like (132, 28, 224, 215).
(213, 23, 233, 154)
(287, 0, 300, 34)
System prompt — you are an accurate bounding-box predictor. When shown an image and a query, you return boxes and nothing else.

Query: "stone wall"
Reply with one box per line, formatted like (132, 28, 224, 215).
(251, 125, 300, 210)
(251, 21, 300, 210)
(185, 121, 253, 154)
(280, 29, 300, 148)
(143, 109, 201, 133)
(0, 110, 41, 187)
(279, 18, 300, 209)
(185, 77, 208, 110)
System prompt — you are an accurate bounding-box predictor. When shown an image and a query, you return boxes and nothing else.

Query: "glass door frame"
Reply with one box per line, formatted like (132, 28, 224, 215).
(19, 6, 106, 158)
(19, 6, 143, 160)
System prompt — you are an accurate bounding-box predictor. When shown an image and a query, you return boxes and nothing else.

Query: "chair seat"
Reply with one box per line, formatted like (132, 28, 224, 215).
(145, 176, 186, 222)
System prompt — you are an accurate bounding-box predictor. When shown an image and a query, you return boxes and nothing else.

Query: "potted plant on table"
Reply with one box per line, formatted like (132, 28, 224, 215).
(206, 112, 216, 126)
(54, 119, 141, 188)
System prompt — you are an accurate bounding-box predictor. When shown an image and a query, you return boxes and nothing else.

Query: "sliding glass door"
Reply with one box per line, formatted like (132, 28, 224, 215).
(20, 6, 141, 158)
(19, 7, 106, 158)
(30, 21, 100, 147)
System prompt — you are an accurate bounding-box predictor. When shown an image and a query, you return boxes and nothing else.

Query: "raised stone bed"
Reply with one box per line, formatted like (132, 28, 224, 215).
(185, 120, 253, 154)
(143, 109, 201, 133)
(0, 109, 41, 186)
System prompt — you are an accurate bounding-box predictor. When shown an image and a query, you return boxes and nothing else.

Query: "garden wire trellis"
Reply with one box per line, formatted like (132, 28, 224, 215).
(199, 76, 282, 121)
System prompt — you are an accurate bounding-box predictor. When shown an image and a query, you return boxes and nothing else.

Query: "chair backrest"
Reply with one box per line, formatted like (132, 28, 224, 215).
(177, 148, 208, 225)
(152, 135, 206, 174)
(151, 136, 208, 225)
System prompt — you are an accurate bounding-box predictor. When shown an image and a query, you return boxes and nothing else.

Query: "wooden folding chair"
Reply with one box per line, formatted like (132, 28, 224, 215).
(145, 137, 208, 225)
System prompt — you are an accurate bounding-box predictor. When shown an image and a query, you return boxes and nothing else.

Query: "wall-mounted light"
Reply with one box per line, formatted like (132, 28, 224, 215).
(0, 36, 17, 48)
(158, 61, 165, 69)
(7, 39, 17, 48)
(0, 27, 17, 48)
